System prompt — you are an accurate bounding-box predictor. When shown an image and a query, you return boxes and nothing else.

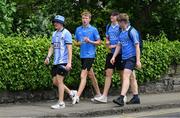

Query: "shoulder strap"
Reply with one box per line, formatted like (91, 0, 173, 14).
(106, 24, 111, 32)
(128, 26, 133, 41)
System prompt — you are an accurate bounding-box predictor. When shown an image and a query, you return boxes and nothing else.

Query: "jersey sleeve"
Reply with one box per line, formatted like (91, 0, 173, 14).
(130, 28, 139, 45)
(74, 28, 80, 41)
(65, 31, 72, 44)
(93, 28, 101, 41)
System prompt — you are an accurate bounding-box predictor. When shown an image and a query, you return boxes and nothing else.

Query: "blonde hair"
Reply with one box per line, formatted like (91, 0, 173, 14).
(118, 13, 129, 22)
(81, 10, 92, 18)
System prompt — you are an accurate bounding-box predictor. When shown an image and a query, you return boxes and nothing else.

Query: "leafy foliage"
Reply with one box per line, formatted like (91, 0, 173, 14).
(0, 0, 16, 35)
(0, 33, 179, 91)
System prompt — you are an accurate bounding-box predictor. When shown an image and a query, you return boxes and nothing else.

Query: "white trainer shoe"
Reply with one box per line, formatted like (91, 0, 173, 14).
(124, 95, 127, 103)
(94, 95, 107, 103)
(91, 94, 101, 102)
(70, 90, 77, 99)
(72, 95, 79, 104)
(51, 101, 65, 109)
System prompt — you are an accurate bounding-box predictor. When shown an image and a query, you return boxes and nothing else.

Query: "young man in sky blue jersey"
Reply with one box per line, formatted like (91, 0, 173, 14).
(111, 13, 141, 107)
(73, 11, 101, 104)
(44, 15, 77, 109)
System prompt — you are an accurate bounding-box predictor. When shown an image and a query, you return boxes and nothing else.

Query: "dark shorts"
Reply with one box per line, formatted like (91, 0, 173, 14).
(81, 58, 94, 71)
(51, 64, 68, 77)
(121, 56, 136, 71)
(105, 53, 123, 70)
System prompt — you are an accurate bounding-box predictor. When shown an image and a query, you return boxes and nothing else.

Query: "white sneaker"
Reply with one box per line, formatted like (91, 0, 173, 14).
(70, 90, 77, 99)
(91, 94, 101, 102)
(124, 95, 127, 103)
(94, 95, 107, 103)
(72, 95, 79, 104)
(51, 101, 65, 109)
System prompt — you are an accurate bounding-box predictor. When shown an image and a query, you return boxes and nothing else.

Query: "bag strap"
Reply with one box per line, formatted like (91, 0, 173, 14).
(128, 26, 134, 42)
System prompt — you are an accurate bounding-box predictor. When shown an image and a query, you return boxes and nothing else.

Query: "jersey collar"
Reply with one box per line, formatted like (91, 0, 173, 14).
(111, 23, 119, 28)
(122, 25, 131, 31)
(82, 24, 91, 28)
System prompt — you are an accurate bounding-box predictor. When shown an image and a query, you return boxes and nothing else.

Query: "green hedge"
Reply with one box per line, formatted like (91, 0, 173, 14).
(0, 33, 179, 91)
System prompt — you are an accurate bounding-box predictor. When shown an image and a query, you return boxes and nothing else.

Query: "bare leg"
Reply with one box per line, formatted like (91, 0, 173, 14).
(53, 78, 71, 94)
(77, 69, 88, 97)
(121, 69, 132, 96)
(102, 69, 113, 96)
(88, 68, 101, 96)
(56, 75, 65, 102)
(130, 70, 138, 95)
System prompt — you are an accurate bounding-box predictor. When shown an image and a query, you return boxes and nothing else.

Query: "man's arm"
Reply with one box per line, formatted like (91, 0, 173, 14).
(110, 44, 121, 64)
(89, 39, 101, 46)
(66, 44, 72, 70)
(44, 45, 53, 65)
(135, 43, 141, 69)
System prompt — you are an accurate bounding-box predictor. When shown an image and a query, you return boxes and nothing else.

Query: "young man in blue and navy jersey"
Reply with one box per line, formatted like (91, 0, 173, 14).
(72, 11, 101, 104)
(111, 13, 141, 106)
(44, 15, 77, 109)
(94, 11, 123, 103)
(94, 12, 136, 103)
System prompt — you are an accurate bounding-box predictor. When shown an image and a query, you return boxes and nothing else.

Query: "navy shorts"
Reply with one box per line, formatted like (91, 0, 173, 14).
(105, 53, 123, 70)
(81, 58, 94, 71)
(51, 64, 68, 77)
(121, 56, 136, 71)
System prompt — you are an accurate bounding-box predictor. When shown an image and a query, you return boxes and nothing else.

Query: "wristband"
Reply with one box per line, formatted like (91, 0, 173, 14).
(46, 56, 50, 60)
(89, 40, 94, 44)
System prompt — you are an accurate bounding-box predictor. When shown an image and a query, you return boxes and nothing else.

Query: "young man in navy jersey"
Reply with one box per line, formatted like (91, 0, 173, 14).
(111, 13, 141, 107)
(73, 11, 101, 104)
(44, 15, 77, 109)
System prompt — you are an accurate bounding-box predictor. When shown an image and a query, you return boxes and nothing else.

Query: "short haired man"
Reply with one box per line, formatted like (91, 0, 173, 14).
(111, 13, 141, 106)
(44, 15, 77, 109)
(73, 11, 101, 104)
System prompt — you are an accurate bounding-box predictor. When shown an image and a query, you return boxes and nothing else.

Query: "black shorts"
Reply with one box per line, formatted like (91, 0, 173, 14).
(51, 64, 68, 77)
(121, 56, 136, 71)
(81, 58, 94, 71)
(105, 53, 123, 70)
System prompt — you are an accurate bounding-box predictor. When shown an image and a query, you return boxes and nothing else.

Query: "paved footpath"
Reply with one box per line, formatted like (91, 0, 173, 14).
(0, 92, 180, 118)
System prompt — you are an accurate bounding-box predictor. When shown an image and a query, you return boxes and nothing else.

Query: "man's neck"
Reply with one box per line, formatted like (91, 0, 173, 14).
(83, 24, 90, 27)
(111, 21, 118, 25)
(57, 27, 64, 32)
(122, 24, 129, 31)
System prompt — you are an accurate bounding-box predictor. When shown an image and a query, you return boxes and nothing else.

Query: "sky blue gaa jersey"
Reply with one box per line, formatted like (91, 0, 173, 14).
(105, 23, 121, 53)
(118, 25, 139, 60)
(75, 25, 101, 58)
(51, 28, 72, 65)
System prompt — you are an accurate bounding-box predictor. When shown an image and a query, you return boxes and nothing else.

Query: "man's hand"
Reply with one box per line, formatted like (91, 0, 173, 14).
(66, 63, 72, 71)
(84, 37, 91, 43)
(136, 61, 141, 69)
(44, 57, 50, 65)
(110, 57, 116, 65)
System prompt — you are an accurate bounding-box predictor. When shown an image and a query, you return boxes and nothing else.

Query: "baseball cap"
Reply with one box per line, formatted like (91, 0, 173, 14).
(52, 15, 65, 24)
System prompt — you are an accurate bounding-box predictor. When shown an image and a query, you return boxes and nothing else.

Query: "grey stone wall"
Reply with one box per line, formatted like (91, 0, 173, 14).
(0, 64, 180, 104)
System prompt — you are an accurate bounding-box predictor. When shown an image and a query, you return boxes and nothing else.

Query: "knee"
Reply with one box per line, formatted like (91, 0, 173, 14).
(81, 71, 88, 79)
(88, 72, 94, 79)
(130, 74, 136, 81)
(53, 80, 57, 86)
(57, 79, 63, 85)
(105, 70, 112, 77)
